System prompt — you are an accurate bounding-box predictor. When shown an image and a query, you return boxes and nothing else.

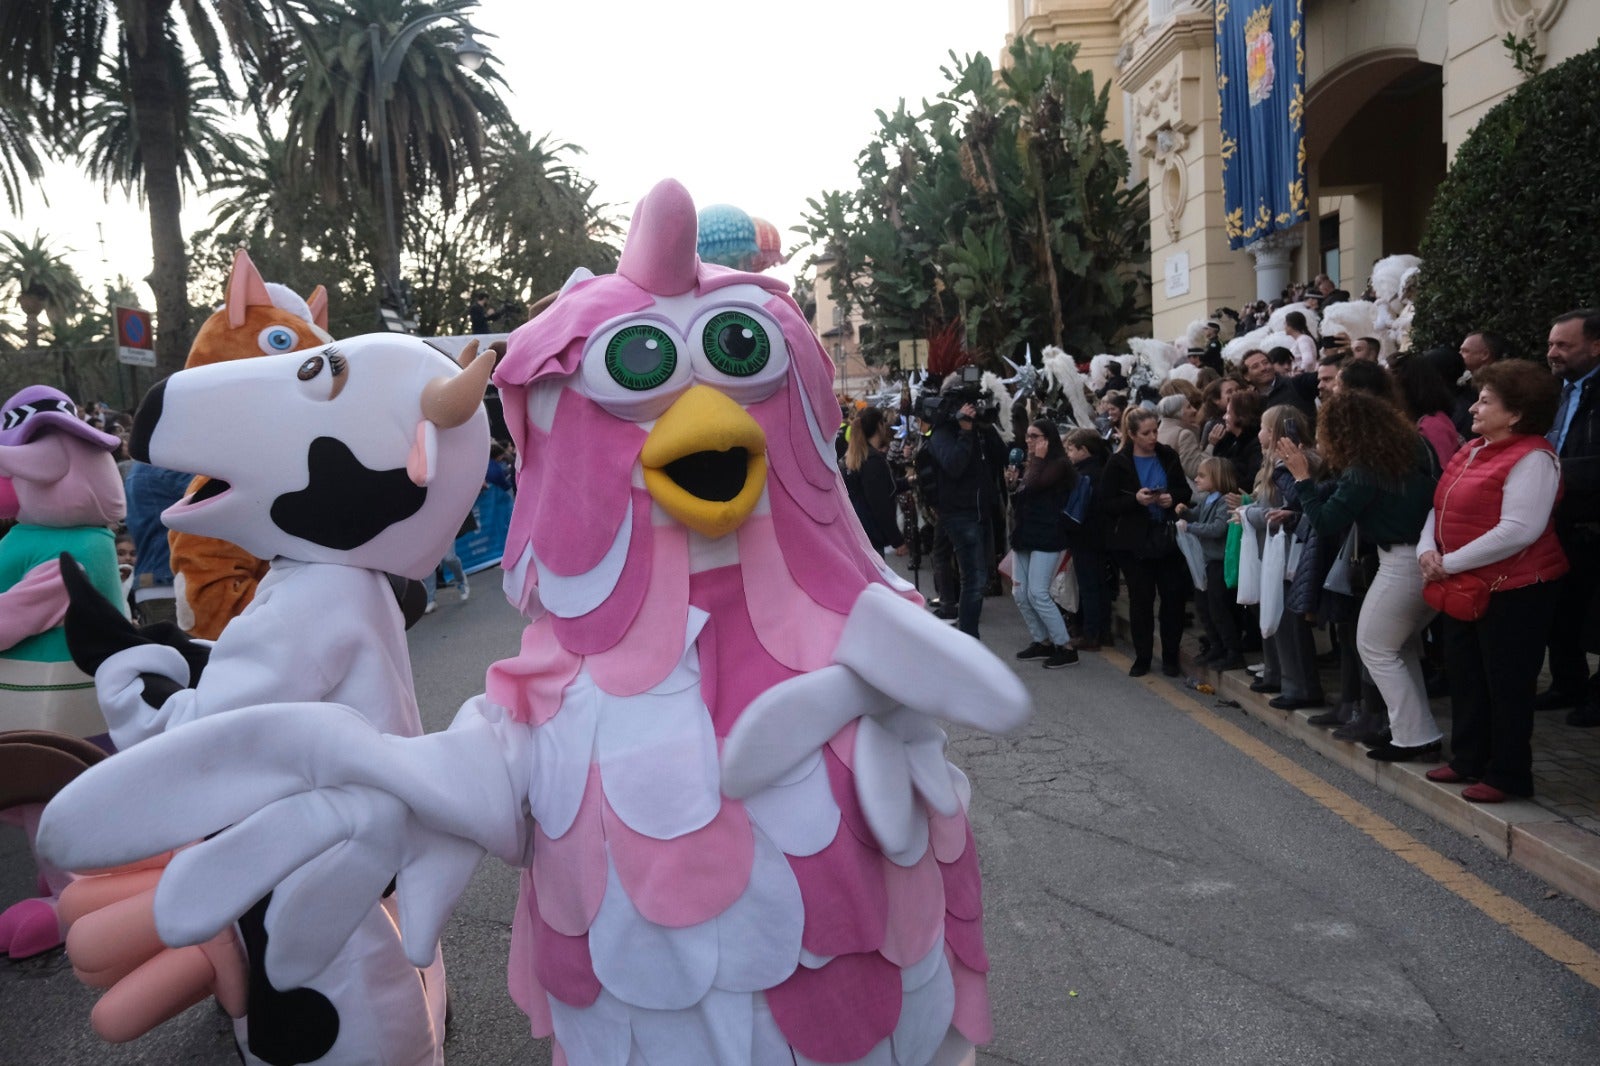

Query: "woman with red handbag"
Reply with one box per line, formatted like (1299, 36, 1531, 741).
(1417, 360, 1566, 803)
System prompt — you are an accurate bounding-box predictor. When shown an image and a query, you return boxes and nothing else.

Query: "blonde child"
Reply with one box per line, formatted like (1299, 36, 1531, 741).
(1177, 457, 1243, 668)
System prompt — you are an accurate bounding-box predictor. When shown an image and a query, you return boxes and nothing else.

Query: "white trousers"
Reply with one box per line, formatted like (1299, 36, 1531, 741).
(1355, 545, 1443, 748)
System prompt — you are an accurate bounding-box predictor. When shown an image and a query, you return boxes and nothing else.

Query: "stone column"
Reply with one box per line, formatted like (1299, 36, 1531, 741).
(1246, 228, 1305, 303)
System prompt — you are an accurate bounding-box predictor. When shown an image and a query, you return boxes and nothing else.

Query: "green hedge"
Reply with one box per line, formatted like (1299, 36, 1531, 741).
(1411, 44, 1600, 360)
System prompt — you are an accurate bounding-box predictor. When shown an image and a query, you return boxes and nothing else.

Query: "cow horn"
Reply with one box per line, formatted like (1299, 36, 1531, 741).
(420, 340, 495, 428)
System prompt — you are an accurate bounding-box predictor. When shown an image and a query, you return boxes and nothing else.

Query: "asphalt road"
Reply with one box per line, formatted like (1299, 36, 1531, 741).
(4, 565, 1600, 1065)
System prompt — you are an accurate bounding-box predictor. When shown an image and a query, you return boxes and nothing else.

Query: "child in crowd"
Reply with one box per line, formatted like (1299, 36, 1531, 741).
(1176, 457, 1243, 668)
(1245, 405, 1326, 710)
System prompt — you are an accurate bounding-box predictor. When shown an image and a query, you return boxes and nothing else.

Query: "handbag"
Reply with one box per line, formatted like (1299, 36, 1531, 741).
(1422, 544, 1529, 621)
(1323, 525, 1360, 596)
(1422, 572, 1494, 621)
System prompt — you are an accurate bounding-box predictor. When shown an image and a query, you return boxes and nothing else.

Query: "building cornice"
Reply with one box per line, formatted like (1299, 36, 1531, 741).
(1120, 8, 1215, 94)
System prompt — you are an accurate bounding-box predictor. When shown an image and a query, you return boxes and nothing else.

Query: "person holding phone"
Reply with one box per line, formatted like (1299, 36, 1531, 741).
(1101, 408, 1192, 676)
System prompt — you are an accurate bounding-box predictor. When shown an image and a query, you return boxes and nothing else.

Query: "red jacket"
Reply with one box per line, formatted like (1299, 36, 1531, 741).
(1433, 434, 1567, 591)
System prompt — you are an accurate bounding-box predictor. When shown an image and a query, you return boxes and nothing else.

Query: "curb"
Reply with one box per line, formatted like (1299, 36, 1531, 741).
(1108, 610, 1600, 912)
(1204, 659, 1600, 911)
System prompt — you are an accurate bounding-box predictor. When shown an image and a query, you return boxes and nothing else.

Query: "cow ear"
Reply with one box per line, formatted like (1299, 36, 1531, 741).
(307, 285, 329, 332)
(406, 421, 438, 488)
(226, 248, 273, 330)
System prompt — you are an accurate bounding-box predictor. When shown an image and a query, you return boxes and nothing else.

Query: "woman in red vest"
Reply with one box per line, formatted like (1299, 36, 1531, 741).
(1419, 359, 1566, 802)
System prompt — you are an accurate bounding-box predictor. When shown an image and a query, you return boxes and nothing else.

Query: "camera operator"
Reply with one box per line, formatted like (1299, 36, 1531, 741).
(926, 394, 997, 638)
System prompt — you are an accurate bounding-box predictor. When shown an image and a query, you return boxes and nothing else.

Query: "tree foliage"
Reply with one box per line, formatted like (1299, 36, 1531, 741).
(4, 0, 622, 381)
(1412, 43, 1600, 361)
(797, 37, 1149, 369)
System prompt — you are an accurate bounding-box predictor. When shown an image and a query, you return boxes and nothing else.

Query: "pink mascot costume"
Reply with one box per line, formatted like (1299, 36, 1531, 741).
(0, 386, 125, 959)
(40, 181, 1031, 1065)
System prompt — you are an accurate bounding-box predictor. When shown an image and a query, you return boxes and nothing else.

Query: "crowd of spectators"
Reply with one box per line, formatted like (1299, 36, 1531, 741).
(849, 306, 1600, 809)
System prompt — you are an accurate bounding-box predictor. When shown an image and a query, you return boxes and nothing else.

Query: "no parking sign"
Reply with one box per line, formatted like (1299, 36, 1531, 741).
(114, 306, 155, 366)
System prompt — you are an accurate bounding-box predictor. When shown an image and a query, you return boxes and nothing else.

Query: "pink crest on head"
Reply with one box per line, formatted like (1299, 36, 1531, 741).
(617, 179, 701, 297)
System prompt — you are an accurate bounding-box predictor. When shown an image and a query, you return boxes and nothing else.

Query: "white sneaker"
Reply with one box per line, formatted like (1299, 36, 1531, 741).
(424, 601, 437, 614)
(459, 584, 470, 602)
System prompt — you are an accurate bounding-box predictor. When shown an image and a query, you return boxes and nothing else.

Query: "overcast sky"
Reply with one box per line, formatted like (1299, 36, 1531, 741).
(2, 0, 1009, 312)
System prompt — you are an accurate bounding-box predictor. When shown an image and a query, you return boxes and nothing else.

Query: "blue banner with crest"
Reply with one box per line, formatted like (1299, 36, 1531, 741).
(1215, 0, 1306, 249)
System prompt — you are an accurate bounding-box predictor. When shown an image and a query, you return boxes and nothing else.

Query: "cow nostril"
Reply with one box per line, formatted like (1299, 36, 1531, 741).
(129, 379, 166, 462)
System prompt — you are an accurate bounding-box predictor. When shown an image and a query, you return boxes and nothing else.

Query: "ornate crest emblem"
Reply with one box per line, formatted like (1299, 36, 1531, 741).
(1246, 5, 1275, 106)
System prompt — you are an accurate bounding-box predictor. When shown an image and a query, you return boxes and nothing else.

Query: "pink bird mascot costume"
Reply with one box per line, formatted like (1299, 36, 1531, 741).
(0, 386, 125, 960)
(40, 181, 1031, 1065)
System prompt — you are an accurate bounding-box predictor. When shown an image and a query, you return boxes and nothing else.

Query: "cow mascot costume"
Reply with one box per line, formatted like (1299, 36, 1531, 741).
(41, 180, 1031, 1065)
(49, 337, 495, 1066)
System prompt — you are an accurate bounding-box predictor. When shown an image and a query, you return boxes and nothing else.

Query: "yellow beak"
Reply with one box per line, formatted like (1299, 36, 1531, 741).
(640, 385, 768, 539)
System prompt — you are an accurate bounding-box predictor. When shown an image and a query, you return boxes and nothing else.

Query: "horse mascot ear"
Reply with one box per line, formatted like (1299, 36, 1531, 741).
(169, 248, 335, 639)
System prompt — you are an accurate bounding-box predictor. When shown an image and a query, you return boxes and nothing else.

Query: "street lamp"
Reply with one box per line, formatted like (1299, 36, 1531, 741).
(368, 16, 494, 328)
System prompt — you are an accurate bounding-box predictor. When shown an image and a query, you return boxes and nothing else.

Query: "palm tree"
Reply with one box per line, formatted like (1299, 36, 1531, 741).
(0, 230, 91, 351)
(274, 0, 511, 287)
(465, 130, 620, 301)
(73, 23, 250, 203)
(0, 0, 290, 374)
(0, 93, 49, 213)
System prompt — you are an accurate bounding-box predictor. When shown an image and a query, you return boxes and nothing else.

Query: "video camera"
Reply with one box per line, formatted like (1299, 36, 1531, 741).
(917, 365, 999, 427)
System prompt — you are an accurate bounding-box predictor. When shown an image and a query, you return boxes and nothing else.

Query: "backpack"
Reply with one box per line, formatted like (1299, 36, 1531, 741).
(1061, 471, 1094, 529)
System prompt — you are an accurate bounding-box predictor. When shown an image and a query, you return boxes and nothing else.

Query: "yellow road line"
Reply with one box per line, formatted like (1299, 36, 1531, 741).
(1101, 649, 1600, 989)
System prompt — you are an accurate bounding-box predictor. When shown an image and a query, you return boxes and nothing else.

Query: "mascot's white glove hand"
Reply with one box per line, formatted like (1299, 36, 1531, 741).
(722, 585, 1031, 865)
(95, 644, 192, 747)
(39, 700, 531, 987)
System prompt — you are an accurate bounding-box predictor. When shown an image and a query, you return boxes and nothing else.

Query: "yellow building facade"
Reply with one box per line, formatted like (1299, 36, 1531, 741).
(1010, 0, 1599, 342)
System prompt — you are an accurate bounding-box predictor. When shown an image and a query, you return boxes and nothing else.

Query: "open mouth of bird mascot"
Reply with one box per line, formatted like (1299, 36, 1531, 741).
(128, 334, 492, 580)
(640, 384, 768, 539)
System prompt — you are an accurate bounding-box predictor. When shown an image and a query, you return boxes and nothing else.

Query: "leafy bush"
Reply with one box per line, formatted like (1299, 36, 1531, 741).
(1412, 45, 1600, 360)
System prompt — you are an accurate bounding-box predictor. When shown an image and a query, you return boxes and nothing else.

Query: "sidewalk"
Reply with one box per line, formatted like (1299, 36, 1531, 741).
(1108, 601, 1600, 912)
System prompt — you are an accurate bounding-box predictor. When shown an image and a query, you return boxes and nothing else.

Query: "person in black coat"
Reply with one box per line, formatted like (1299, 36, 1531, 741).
(926, 399, 995, 637)
(1064, 428, 1113, 650)
(1005, 419, 1078, 669)
(1210, 389, 1264, 489)
(841, 407, 906, 555)
(1101, 408, 1193, 676)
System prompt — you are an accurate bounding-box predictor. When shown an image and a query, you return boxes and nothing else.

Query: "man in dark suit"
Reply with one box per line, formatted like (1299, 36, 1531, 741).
(1539, 309, 1600, 726)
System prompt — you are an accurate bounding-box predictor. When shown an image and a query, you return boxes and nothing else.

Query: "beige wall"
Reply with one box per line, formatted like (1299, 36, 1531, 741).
(1012, 0, 1600, 338)
(1445, 0, 1596, 158)
(810, 255, 874, 399)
